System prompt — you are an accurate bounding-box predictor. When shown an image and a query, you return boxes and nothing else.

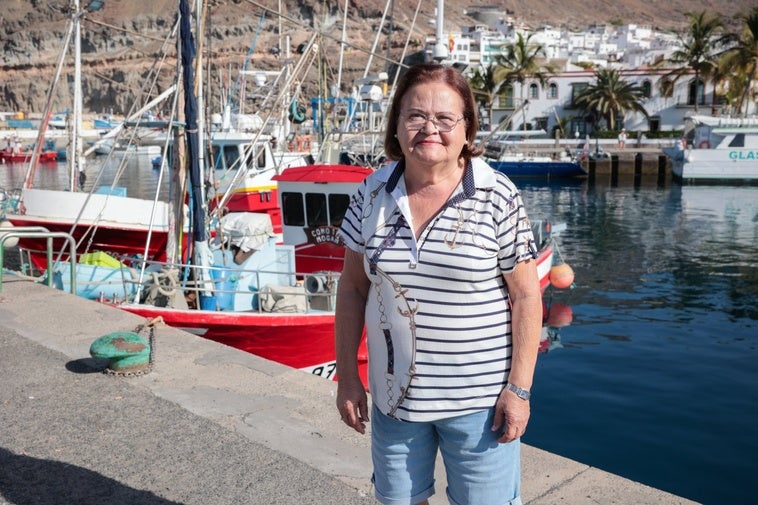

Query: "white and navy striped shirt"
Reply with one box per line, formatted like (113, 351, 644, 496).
(339, 157, 538, 422)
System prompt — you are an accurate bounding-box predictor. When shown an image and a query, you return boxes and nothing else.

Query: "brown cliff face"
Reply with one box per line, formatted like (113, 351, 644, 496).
(0, 0, 748, 117)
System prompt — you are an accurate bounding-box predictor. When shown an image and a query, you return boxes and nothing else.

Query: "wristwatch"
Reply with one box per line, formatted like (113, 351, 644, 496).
(505, 382, 531, 400)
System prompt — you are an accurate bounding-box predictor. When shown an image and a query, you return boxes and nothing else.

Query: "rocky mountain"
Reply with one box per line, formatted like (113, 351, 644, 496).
(0, 0, 749, 117)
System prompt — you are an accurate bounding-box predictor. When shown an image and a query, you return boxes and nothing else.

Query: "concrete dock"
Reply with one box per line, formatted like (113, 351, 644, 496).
(0, 274, 699, 505)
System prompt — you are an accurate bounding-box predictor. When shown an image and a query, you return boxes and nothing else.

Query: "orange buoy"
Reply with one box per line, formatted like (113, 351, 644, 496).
(550, 262, 575, 289)
(547, 302, 573, 327)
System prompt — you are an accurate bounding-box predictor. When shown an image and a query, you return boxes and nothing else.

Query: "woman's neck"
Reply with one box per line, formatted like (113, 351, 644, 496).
(404, 158, 465, 196)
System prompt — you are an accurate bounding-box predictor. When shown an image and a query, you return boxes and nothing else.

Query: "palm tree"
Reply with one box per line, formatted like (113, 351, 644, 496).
(718, 7, 758, 116)
(574, 68, 649, 130)
(661, 10, 729, 113)
(493, 32, 557, 129)
(467, 64, 501, 131)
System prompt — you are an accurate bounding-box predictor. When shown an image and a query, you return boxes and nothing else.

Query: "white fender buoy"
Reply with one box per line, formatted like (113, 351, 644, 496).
(0, 219, 18, 249)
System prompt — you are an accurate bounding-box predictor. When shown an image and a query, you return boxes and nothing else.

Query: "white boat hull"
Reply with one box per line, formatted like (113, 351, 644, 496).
(666, 147, 758, 181)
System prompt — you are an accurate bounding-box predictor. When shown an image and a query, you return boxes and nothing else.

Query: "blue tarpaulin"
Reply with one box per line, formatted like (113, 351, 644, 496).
(180, 0, 205, 242)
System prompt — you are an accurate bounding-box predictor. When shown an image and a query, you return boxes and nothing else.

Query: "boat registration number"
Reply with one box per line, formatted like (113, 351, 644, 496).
(306, 361, 337, 380)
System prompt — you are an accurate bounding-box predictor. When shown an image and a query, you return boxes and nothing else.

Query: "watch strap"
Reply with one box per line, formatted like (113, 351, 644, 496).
(505, 382, 531, 400)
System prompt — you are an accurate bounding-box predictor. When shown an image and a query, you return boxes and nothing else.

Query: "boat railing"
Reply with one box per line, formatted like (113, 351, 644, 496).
(0, 228, 78, 294)
(110, 252, 340, 314)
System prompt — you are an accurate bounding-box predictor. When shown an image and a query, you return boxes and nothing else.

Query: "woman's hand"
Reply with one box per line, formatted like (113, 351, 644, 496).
(336, 375, 369, 434)
(492, 386, 530, 443)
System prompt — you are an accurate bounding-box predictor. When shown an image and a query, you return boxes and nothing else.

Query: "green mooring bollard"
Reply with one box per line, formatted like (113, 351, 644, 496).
(90, 331, 151, 373)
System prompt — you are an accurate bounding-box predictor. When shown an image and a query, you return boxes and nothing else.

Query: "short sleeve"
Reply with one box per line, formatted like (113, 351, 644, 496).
(338, 179, 368, 254)
(493, 176, 538, 274)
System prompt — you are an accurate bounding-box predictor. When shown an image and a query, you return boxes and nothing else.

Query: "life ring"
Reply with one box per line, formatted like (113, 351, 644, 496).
(698, 140, 710, 149)
(289, 99, 306, 124)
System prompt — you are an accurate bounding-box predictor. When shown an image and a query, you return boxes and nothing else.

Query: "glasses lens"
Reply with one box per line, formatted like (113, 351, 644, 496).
(435, 114, 459, 131)
(404, 113, 461, 132)
(405, 113, 428, 130)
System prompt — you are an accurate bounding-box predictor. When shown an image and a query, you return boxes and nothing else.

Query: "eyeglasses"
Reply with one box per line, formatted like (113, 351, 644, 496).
(401, 112, 464, 132)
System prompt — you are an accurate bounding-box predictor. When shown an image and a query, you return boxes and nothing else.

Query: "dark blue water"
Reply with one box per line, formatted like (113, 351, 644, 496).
(3, 162, 757, 504)
(519, 179, 757, 505)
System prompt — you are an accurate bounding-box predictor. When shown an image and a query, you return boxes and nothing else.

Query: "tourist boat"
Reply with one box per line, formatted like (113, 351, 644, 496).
(663, 115, 758, 182)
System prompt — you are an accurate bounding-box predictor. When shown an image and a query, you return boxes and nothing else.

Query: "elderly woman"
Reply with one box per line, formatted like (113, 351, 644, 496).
(335, 63, 542, 505)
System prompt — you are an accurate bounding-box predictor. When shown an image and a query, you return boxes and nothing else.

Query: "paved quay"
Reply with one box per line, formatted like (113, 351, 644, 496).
(0, 274, 698, 505)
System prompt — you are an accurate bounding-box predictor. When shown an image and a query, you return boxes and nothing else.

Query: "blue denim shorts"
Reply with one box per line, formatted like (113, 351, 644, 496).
(371, 404, 522, 505)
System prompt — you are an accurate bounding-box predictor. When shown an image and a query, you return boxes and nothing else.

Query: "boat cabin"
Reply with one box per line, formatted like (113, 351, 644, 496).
(273, 164, 372, 274)
(684, 115, 758, 150)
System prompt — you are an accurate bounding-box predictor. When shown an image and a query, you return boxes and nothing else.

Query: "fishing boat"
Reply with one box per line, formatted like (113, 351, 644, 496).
(663, 115, 758, 183)
(5, 156, 571, 383)
(3, 0, 574, 385)
(1, 145, 58, 164)
(484, 148, 587, 178)
(112, 163, 374, 381)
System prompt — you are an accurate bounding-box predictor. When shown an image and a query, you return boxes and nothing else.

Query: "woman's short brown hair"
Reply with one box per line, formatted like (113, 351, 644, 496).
(384, 63, 483, 161)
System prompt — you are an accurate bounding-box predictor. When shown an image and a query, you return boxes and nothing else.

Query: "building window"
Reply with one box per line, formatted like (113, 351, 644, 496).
(529, 83, 539, 99)
(649, 116, 660, 133)
(571, 120, 586, 137)
(570, 83, 588, 108)
(641, 80, 652, 98)
(497, 84, 515, 108)
(688, 79, 706, 106)
(535, 117, 548, 131)
(547, 83, 558, 99)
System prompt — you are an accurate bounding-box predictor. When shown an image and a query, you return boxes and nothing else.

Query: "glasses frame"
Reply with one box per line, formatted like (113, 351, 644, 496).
(401, 112, 465, 133)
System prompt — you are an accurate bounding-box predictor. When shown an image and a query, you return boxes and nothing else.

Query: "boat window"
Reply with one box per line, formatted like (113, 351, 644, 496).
(223, 145, 239, 170)
(328, 194, 350, 227)
(209, 146, 223, 169)
(281, 192, 305, 226)
(256, 146, 267, 169)
(728, 134, 744, 148)
(244, 145, 266, 170)
(305, 193, 328, 227)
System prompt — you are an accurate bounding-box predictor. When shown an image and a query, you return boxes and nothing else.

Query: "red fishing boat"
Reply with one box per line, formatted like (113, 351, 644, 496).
(1, 147, 58, 163)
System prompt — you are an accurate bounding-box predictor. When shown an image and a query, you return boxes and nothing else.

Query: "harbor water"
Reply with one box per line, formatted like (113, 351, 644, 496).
(2, 158, 757, 505)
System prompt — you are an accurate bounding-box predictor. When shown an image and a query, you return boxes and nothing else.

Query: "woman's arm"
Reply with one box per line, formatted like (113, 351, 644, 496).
(493, 258, 543, 443)
(335, 248, 371, 434)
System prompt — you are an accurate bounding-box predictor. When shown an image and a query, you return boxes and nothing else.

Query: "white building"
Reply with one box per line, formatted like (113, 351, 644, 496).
(422, 12, 755, 136)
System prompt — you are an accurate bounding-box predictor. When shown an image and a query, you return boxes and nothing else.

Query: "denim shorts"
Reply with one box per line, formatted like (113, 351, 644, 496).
(371, 404, 522, 505)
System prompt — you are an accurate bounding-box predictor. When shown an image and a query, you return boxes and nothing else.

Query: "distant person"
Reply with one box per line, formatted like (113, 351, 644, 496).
(617, 128, 627, 149)
(335, 62, 543, 505)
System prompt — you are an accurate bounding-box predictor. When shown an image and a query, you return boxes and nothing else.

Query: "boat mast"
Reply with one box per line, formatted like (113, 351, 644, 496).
(432, 0, 449, 62)
(23, 8, 76, 189)
(71, 0, 85, 192)
(194, 0, 206, 211)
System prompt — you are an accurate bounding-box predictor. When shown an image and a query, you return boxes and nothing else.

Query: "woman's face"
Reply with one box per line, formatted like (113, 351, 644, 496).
(396, 81, 467, 167)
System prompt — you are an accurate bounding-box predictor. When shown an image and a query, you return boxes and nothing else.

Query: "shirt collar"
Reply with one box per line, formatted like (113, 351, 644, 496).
(383, 157, 495, 195)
